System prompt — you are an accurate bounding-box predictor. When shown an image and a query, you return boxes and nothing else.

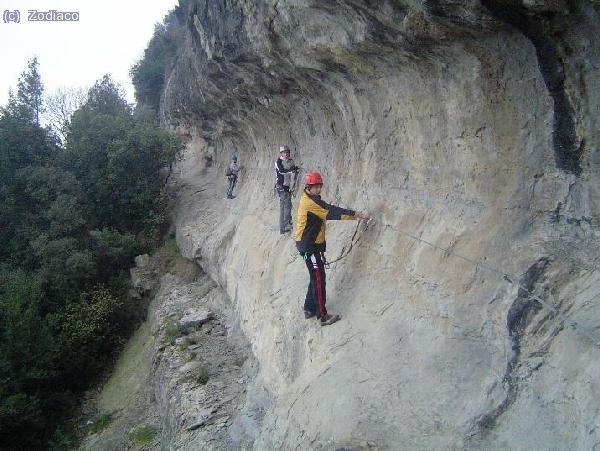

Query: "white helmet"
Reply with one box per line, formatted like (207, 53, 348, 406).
(279, 145, 290, 153)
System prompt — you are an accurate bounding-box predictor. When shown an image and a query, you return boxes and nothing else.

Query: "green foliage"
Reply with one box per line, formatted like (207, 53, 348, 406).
(30, 236, 97, 301)
(0, 107, 59, 215)
(0, 270, 61, 448)
(165, 237, 180, 256)
(90, 228, 138, 279)
(17, 166, 87, 238)
(59, 286, 124, 381)
(129, 424, 157, 445)
(163, 318, 181, 346)
(195, 366, 209, 385)
(141, 188, 173, 249)
(64, 75, 183, 236)
(0, 62, 183, 448)
(130, 0, 190, 120)
(177, 336, 192, 351)
(90, 413, 113, 434)
(130, 23, 178, 115)
(5, 57, 44, 125)
(47, 426, 76, 451)
(84, 74, 131, 116)
(163, 237, 186, 271)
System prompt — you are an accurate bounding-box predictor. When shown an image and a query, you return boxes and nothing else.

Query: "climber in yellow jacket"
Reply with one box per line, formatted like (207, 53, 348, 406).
(294, 171, 370, 325)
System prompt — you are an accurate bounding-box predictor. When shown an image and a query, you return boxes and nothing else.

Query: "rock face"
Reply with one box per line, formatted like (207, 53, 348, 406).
(151, 274, 255, 450)
(179, 307, 213, 329)
(80, 252, 260, 450)
(160, 1, 598, 449)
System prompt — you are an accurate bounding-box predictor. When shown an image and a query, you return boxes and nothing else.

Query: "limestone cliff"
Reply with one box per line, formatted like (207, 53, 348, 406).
(153, 0, 599, 449)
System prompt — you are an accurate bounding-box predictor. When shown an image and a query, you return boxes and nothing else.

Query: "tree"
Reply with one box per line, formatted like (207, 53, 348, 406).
(64, 75, 183, 236)
(0, 63, 183, 448)
(130, 22, 179, 116)
(83, 74, 130, 116)
(0, 99, 61, 265)
(6, 57, 44, 126)
(58, 286, 123, 382)
(0, 269, 60, 448)
(1, 165, 88, 272)
(44, 86, 87, 143)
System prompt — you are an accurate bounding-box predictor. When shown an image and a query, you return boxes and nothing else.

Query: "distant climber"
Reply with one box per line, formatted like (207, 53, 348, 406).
(275, 145, 299, 234)
(225, 154, 240, 199)
(294, 171, 370, 325)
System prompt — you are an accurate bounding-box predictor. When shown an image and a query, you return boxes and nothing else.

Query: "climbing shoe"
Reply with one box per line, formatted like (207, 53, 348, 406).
(304, 310, 316, 319)
(320, 314, 341, 326)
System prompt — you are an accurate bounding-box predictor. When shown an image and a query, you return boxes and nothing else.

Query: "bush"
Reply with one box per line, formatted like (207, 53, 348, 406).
(195, 367, 209, 385)
(90, 413, 112, 434)
(163, 318, 181, 346)
(130, 22, 178, 115)
(90, 227, 139, 279)
(58, 286, 124, 382)
(129, 425, 157, 445)
(177, 336, 192, 351)
(47, 427, 75, 450)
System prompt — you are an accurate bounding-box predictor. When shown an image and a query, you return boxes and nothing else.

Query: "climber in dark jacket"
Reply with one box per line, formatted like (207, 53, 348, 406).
(225, 154, 240, 199)
(275, 145, 299, 234)
(294, 171, 370, 325)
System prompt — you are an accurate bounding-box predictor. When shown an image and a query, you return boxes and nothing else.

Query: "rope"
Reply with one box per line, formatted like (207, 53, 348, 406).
(285, 217, 372, 267)
(287, 251, 299, 265)
(382, 223, 600, 348)
(290, 169, 300, 197)
(324, 218, 373, 269)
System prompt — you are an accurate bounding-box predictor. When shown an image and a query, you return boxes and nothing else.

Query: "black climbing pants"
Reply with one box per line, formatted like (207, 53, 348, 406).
(303, 251, 327, 318)
(278, 188, 292, 232)
(227, 175, 237, 197)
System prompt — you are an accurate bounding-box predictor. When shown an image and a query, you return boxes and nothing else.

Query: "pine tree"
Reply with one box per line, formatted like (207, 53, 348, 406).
(7, 57, 44, 125)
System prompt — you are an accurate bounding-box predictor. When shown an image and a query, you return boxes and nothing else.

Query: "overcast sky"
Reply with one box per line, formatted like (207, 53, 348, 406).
(0, 0, 179, 106)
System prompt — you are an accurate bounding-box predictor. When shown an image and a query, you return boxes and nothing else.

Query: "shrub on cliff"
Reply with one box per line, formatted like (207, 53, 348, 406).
(130, 21, 179, 118)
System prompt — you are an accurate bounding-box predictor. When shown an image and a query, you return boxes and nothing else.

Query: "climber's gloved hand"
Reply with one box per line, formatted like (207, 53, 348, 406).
(356, 211, 370, 221)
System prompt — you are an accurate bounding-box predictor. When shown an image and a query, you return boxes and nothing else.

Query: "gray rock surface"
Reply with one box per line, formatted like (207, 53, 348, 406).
(113, 1, 600, 449)
(179, 308, 213, 329)
(152, 274, 254, 450)
(80, 254, 259, 450)
(130, 253, 159, 293)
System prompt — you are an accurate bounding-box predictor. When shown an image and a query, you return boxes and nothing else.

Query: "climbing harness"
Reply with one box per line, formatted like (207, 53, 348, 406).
(287, 250, 310, 265)
(285, 219, 372, 267)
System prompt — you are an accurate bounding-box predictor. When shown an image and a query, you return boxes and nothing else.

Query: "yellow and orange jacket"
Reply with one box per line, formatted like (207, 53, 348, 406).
(294, 189, 356, 253)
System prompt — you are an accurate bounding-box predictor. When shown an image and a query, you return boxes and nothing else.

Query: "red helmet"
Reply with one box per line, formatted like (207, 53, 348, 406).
(304, 171, 323, 186)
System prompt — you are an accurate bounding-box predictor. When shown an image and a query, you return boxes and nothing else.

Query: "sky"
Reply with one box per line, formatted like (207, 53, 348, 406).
(0, 0, 179, 106)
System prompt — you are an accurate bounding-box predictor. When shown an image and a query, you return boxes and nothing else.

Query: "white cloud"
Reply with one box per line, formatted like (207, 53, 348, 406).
(0, 0, 179, 106)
